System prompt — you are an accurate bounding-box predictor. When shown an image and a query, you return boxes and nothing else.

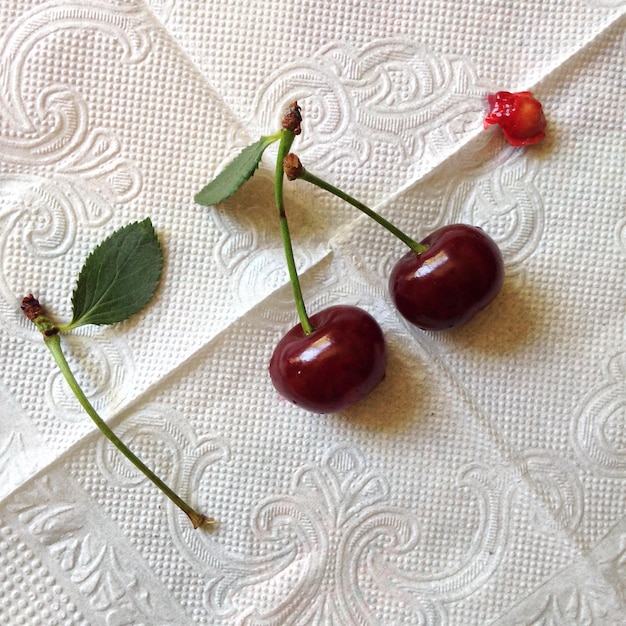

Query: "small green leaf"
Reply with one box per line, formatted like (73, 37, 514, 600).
(65, 218, 163, 329)
(194, 134, 280, 206)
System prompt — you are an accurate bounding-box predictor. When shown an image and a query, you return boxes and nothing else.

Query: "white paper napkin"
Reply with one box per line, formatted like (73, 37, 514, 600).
(0, 0, 624, 624)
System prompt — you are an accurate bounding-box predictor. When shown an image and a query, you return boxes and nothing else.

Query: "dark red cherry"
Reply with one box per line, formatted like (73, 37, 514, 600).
(389, 224, 504, 331)
(269, 305, 387, 413)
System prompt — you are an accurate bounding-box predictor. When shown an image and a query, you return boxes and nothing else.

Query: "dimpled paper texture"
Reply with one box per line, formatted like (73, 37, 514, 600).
(0, 0, 625, 623)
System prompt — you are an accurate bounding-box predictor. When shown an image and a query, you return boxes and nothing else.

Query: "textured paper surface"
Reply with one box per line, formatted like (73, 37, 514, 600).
(0, 0, 625, 624)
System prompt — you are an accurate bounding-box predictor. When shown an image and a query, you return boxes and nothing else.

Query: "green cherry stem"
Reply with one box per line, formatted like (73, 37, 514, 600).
(288, 159, 427, 255)
(274, 130, 314, 335)
(22, 297, 215, 531)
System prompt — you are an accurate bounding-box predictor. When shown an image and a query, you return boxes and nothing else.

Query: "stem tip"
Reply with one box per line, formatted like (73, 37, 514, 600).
(21, 294, 44, 322)
(283, 153, 303, 180)
(281, 102, 302, 135)
(21, 294, 59, 336)
(189, 512, 219, 531)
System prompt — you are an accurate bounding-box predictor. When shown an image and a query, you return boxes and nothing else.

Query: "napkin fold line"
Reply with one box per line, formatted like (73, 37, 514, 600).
(142, 0, 260, 149)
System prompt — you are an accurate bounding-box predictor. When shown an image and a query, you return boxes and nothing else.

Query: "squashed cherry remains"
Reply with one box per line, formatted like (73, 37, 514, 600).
(484, 90, 546, 146)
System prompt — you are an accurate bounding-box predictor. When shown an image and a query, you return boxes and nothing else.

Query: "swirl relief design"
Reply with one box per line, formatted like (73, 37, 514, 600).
(251, 39, 493, 201)
(0, 1, 157, 455)
(5, 473, 189, 624)
(0, 0, 150, 328)
(193, 445, 523, 625)
(0, 0, 149, 188)
(572, 352, 626, 476)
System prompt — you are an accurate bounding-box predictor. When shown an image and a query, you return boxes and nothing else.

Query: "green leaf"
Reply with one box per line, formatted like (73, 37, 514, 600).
(194, 134, 280, 206)
(65, 218, 163, 329)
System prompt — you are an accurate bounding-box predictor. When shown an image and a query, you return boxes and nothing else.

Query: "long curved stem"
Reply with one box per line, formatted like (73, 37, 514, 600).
(44, 332, 215, 530)
(275, 130, 314, 334)
(300, 169, 427, 255)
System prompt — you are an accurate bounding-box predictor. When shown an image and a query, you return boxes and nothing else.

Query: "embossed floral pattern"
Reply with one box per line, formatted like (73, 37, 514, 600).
(0, 1, 151, 327)
(0, 0, 625, 623)
(194, 445, 526, 625)
(572, 353, 626, 477)
(251, 39, 493, 196)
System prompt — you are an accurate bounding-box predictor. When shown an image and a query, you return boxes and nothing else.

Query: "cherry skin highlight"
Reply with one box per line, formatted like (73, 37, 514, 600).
(269, 305, 387, 413)
(484, 91, 546, 146)
(389, 224, 504, 331)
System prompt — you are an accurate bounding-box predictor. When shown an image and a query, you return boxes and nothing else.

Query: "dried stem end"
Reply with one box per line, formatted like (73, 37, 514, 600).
(281, 101, 302, 135)
(21, 294, 58, 336)
(283, 153, 304, 180)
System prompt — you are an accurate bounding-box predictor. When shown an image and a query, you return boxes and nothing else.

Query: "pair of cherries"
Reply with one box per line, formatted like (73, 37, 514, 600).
(269, 223, 505, 412)
(269, 91, 545, 413)
(197, 91, 546, 414)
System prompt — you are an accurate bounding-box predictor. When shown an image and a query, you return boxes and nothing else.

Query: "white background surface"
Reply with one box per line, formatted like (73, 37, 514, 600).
(0, 1, 625, 624)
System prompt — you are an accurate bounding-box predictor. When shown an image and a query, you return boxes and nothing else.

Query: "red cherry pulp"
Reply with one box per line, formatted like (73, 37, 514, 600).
(389, 224, 504, 331)
(269, 305, 387, 413)
(484, 91, 546, 146)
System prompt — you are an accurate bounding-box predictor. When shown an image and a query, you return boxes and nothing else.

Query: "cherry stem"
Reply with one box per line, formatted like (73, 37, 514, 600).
(298, 167, 427, 255)
(274, 130, 314, 335)
(24, 302, 216, 531)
